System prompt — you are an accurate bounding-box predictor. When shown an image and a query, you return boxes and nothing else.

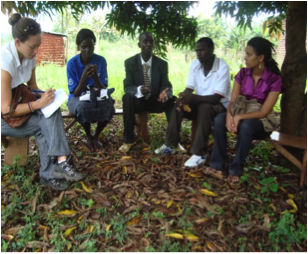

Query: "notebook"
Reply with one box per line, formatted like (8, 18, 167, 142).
(41, 89, 68, 118)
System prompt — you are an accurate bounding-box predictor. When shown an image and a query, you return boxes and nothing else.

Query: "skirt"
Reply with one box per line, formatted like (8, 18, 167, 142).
(68, 97, 115, 124)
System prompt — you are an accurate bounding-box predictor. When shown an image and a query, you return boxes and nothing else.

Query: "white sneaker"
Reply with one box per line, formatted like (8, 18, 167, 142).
(154, 144, 174, 155)
(155, 143, 187, 155)
(184, 155, 206, 167)
(177, 143, 187, 153)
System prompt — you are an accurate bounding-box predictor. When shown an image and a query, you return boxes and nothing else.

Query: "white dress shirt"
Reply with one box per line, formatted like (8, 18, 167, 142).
(1, 40, 36, 89)
(135, 54, 153, 98)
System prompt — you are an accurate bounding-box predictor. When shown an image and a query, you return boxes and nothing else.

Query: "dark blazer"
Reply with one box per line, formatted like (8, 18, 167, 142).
(123, 54, 173, 98)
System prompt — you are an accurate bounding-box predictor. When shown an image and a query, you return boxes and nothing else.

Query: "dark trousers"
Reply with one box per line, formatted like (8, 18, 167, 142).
(209, 112, 272, 176)
(165, 101, 226, 156)
(122, 93, 176, 143)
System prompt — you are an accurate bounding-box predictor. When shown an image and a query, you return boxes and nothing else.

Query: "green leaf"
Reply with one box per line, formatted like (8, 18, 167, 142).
(260, 177, 275, 185)
(261, 187, 267, 194)
(269, 183, 278, 192)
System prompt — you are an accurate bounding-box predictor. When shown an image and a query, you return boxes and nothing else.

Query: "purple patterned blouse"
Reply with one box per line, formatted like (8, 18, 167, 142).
(234, 67, 282, 104)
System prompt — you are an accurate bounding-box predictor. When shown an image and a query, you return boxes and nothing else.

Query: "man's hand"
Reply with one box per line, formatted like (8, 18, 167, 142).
(158, 88, 169, 103)
(141, 85, 151, 96)
(176, 92, 193, 111)
(176, 92, 193, 105)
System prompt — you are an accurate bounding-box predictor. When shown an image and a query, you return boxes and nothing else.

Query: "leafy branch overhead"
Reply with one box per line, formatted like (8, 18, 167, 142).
(214, 1, 288, 30)
(1, 1, 198, 58)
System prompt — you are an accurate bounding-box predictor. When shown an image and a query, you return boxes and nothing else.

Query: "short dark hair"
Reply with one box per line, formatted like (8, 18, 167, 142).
(9, 13, 41, 42)
(196, 37, 214, 50)
(76, 28, 96, 46)
(139, 32, 153, 42)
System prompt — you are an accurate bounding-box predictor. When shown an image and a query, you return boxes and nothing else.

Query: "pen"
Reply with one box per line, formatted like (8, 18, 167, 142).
(32, 89, 45, 93)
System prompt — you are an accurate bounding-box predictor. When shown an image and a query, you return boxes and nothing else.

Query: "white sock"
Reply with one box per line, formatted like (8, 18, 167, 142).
(58, 159, 66, 164)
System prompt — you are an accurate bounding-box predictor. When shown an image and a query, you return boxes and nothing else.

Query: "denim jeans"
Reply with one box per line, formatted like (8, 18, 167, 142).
(1, 109, 70, 179)
(209, 112, 271, 176)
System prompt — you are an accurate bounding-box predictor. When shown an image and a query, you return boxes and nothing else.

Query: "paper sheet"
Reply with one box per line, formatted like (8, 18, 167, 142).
(41, 89, 68, 118)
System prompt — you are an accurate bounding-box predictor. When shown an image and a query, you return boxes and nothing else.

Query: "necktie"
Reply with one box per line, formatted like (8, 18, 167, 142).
(143, 64, 151, 99)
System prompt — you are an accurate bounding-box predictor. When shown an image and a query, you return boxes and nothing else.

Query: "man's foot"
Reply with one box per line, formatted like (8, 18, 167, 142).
(40, 177, 70, 191)
(184, 155, 206, 167)
(204, 167, 224, 179)
(154, 143, 186, 155)
(154, 144, 174, 155)
(86, 136, 94, 152)
(177, 143, 187, 153)
(51, 156, 85, 181)
(119, 143, 136, 153)
(205, 167, 223, 175)
(93, 139, 104, 152)
(227, 175, 240, 183)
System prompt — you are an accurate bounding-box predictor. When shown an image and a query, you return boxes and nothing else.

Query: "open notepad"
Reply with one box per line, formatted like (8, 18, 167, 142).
(41, 89, 68, 118)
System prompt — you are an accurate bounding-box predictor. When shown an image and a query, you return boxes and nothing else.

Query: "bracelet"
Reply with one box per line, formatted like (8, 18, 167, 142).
(28, 102, 34, 113)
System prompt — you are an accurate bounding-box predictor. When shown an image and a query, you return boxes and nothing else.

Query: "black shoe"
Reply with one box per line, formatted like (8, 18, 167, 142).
(51, 156, 85, 181)
(40, 177, 70, 191)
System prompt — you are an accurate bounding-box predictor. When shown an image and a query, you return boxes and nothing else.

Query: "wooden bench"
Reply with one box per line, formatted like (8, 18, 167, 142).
(266, 131, 307, 188)
(1, 136, 29, 165)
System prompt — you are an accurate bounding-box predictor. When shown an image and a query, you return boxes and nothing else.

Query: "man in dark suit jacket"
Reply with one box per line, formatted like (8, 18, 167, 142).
(119, 32, 176, 152)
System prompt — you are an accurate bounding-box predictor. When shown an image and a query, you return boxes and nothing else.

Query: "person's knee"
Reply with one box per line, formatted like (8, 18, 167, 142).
(238, 119, 256, 136)
(122, 93, 134, 103)
(214, 113, 226, 127)
(198, 103, 212, 111)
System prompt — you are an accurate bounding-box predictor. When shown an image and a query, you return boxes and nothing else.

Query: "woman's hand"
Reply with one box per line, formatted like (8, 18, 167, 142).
(37, 88, 55, 108)
(226, 112, 235, 133)
(232, 115, 242, 133)
(81, 65, 97, 80)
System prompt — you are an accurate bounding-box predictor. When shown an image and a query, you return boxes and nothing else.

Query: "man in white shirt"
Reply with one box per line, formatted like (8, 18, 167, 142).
(119, 32, 176, 153)
(155, 37, 231, 167)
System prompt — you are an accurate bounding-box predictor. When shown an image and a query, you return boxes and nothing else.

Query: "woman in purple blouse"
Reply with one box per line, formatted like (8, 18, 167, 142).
(206, 37, 282, 183)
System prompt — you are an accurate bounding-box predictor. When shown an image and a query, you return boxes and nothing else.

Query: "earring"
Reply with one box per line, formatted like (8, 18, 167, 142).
(259, 63, 261, 69)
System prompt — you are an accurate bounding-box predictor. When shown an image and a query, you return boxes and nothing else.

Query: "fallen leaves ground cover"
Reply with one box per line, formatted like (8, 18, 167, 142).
(1, 114, 307, 252)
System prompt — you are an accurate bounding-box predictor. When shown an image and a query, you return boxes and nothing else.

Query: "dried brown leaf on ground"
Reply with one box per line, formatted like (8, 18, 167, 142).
(1, 116, 306, 252)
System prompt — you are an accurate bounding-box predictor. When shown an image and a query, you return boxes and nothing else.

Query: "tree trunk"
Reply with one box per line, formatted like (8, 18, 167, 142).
(279, 2, 307, 170)
(280, 1, 307, 137)
(61, 12, 64, 34)
(75, 18, 80, 55)
(96, 32, 100, 54)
